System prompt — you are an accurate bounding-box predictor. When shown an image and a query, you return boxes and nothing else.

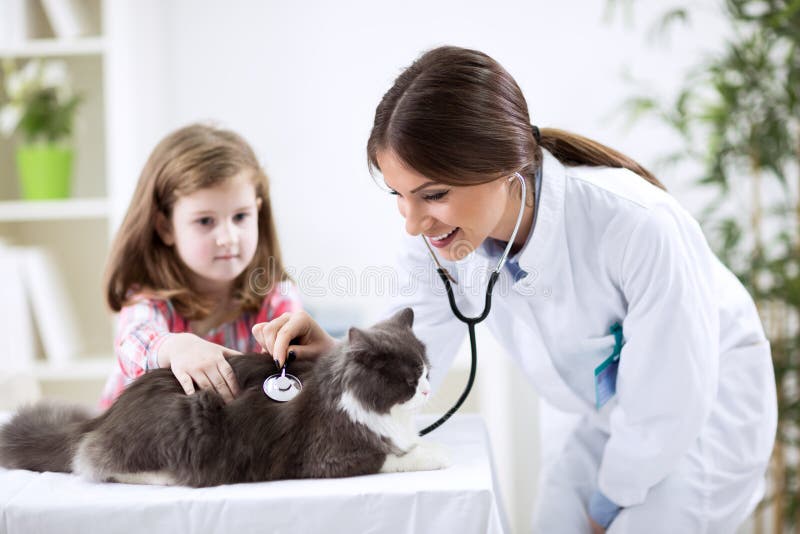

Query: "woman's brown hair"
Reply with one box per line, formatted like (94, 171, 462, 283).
(104, 123, 290, 319)
(367, 46, 664, 192)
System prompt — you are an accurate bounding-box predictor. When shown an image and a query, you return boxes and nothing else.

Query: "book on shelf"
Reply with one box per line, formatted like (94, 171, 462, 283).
(0, 245, 83, 367)
(19, 246, 82, 366)
(0, 243, 36, 370)
(0, 0, 51, 45)
(40, 0, 96, 39)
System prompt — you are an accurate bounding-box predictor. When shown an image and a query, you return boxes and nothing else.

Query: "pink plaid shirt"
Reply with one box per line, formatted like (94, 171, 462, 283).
(99, 281, 302, 409)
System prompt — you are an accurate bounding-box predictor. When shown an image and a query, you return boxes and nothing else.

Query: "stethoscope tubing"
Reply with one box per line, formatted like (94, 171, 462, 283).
(418, 269, 500, 436)
(418, 173, 527, 436)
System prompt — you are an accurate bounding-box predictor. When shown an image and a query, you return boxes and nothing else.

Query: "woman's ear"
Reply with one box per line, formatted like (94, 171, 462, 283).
(155, 212, 175, 246)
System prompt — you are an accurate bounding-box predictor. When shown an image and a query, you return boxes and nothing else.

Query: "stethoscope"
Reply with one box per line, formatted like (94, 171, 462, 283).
(263, 364, 302, 401)
(264, 172, 528, 437)
(418, 172, 528, 436)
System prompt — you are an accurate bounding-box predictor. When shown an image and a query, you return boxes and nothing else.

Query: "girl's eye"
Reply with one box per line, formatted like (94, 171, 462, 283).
(196, 217, 214, 226)
(233, 212, 250, 223)
(388, 190, 399, 196)
(423, 190, 449, 201)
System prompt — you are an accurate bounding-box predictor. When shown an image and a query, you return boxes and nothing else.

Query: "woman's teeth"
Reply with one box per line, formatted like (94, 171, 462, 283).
(430, 228, 457, 241)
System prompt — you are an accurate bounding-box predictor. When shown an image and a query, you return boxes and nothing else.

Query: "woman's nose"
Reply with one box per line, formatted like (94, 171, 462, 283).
(401, 199, 432, 236)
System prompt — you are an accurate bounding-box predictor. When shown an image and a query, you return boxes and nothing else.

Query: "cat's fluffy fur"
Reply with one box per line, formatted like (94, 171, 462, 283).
(0, 308, 449, 486)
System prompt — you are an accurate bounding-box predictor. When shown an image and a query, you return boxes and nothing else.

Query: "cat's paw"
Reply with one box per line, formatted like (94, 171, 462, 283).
(380, 441, 451, 473)
(415, 441, 451, 470)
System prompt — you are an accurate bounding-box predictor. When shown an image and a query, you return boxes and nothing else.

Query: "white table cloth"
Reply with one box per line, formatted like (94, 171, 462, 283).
(0, 413, 507, 534)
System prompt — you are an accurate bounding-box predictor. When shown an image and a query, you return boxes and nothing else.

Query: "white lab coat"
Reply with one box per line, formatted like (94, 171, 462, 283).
(385, 149, 777, 533)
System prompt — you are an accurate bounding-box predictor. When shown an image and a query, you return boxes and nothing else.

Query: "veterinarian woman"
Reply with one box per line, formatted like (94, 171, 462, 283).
(252, 46, 777, 533)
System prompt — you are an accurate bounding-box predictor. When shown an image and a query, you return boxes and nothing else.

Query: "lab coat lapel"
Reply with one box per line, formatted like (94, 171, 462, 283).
(516, 149, 570, 292)
(491, 150, 587, 412)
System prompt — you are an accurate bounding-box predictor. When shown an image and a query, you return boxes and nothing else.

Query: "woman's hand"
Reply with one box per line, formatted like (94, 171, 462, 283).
(589, 518, 606, 534)
(252, 311, 336, 367)
(157, 333, 242, 403)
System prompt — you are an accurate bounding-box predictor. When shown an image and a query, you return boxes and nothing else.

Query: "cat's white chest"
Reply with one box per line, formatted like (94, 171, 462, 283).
(338, 390, 419, 451)
(337, 390, 450, 473)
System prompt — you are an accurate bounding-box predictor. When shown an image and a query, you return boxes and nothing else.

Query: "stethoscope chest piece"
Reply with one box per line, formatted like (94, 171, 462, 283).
(263, 367, 302, 402)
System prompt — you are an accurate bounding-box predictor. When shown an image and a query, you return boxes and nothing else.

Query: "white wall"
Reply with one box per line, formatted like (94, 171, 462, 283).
(108, 1, 728, 531)
(114, 0, 727, 316)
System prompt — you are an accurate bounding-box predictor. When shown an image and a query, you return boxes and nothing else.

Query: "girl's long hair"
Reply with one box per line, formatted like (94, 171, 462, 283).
(105, 123, 290, 319)
(367, 46, 664, 192)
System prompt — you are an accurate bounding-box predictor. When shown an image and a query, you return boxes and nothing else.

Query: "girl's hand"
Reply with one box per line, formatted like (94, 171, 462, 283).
(158, 333, 242, 403)
(589, 518, 606, 534)
(252, 311, 336, 368)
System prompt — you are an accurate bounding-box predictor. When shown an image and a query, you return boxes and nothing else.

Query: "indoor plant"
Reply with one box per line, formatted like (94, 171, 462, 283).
(0, 58, 81, 200)
(612, 0, 799, 530)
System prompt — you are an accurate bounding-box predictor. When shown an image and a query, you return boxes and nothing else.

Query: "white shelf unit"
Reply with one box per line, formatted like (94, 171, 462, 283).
(0, 0, 115, 403)
(0, 36, 105, 58)
(0, 198, 109, 221)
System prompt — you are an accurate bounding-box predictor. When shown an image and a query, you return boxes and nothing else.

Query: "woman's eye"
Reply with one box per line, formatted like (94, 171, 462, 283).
(196, 217, 214, 226)
(423, 190, 449, 201)
(388, 190, 400, 196)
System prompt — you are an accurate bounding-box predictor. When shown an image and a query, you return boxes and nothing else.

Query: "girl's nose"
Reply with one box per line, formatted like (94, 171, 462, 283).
(216, 221, 238, 247)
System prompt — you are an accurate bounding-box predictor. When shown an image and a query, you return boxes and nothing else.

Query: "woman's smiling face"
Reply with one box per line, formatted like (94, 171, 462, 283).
(377, 149, 525, 261)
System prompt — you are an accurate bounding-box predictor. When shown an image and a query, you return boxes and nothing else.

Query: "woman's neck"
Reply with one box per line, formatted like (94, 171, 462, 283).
(491, 185, 535, 256)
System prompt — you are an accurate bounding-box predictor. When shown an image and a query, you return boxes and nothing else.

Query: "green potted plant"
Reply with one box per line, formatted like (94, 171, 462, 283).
(0, 59, 81, 200)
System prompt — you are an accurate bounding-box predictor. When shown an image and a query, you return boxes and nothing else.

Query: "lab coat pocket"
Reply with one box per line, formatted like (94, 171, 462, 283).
(558, 333, 619, 408)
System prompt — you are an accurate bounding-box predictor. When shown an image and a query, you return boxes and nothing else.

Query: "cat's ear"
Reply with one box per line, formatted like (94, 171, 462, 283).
(348, 327, 369, 350)
(390, 307, 414, 329)
(348, 327, 391, 370)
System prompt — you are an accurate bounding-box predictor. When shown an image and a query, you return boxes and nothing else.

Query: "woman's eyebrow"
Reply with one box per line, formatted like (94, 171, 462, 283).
(411, 181, 439, 194)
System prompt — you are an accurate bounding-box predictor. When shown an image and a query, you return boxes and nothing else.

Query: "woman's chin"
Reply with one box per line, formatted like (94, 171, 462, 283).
(442, 238, 477, 262)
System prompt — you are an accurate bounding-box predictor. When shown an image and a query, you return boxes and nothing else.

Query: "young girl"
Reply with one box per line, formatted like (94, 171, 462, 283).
(253, 47, 777, 533)
(99, 123, 301, 409)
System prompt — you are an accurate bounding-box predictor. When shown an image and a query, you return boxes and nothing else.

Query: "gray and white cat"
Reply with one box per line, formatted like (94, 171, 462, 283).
(0, 308, 449, 486)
